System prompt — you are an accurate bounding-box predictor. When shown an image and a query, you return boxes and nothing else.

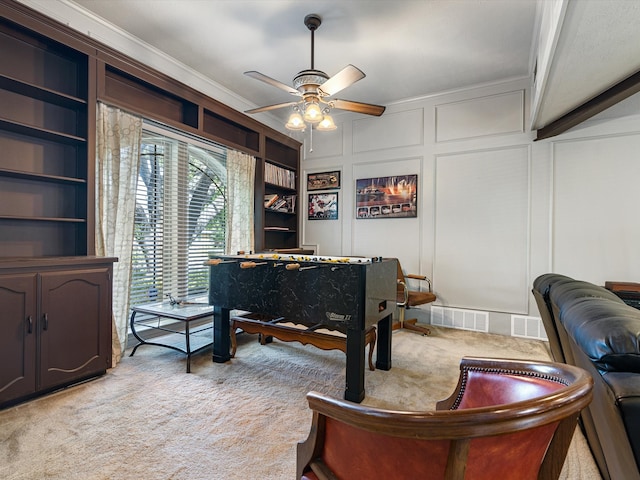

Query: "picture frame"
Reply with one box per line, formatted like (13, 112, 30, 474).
(307, 171, 341, 191)
(308, 193, 338, 220)
(355, 174, 418, 219)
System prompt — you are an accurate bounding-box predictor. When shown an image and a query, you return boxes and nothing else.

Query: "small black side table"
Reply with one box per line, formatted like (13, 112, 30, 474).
(129, 301, 213, 372)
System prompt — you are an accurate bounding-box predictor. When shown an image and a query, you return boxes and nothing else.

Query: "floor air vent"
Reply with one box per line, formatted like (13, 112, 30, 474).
(430, 306, 489, 332)
(511, 315, 548, 340)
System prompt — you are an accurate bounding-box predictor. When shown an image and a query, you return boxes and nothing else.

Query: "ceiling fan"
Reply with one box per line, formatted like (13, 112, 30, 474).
(244, 14, 385, 131)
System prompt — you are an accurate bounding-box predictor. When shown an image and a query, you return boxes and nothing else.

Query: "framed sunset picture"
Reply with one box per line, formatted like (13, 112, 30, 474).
(355, 174, 417, 219)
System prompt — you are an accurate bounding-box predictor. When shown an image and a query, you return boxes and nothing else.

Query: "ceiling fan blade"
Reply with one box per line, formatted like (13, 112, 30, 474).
(245, 101, 299, 114)
(331, 99, 385, 116)
(319, 65, 365, 96)
(244, 71, 300, 96)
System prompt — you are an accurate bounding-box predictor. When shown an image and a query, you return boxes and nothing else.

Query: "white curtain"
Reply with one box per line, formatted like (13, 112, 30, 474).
(226, 150, 256, 254)
(95, 102, 143, 367)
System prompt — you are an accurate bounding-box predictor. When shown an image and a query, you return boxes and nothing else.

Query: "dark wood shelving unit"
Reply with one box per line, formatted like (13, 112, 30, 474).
(260, 137, 301, 251)
(0, 8, 113, 409)
(0, 16, 90, 258)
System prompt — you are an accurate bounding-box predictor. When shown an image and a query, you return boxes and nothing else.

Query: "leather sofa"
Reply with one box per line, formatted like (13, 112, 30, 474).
(533, 274, 640, 480)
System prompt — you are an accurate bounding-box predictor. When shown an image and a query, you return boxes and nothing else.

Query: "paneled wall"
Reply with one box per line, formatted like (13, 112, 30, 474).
(552, 129, 640, 281)
(301, 78, 640, 337)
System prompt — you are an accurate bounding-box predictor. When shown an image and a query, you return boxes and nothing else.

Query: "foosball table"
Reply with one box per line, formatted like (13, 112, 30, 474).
(207, 253, 397, 402)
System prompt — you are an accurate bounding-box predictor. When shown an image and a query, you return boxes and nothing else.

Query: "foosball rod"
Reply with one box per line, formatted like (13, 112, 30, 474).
(286, 263, 321, 271)
(205, 258, 239, 266)
(285, 263, 342, 271)
(240, 261, 269, 269)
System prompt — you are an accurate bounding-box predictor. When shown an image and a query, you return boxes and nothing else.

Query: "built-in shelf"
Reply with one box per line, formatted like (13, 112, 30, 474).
(264, 227, 296, 232)
(0, 118, 86, 145)
(261, 153, 300, 250)
(0, 15, 90, 258)
(265, 182, 296, 193)
(0, 215, 86, 223)
(0, 167, 86, 185)
(265, 209, 296, 216)
(203, 108, 259, 152)
(0, 74, 87, 108)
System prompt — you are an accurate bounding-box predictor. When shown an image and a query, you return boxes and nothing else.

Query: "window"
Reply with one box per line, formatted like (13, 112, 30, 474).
(130, 123, 226, 307)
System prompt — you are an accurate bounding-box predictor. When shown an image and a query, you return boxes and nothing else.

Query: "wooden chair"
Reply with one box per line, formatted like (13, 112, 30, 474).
(394, 259, 436, 335)
(297, 356, 593, 480)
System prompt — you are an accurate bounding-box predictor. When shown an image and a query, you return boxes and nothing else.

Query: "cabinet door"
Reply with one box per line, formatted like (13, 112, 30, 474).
(0, 273, 37, 405)
(39, 267, 112, 390)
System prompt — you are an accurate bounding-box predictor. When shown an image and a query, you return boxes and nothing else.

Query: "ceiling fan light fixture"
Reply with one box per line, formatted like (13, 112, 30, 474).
(285, 111, 306, 131)
(245, 13, 384, 140)
(302, 102, 323, 123)
(316, 114, 337, 131)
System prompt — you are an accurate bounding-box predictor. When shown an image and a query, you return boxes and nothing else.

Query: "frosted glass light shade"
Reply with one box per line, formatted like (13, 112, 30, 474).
(285, 112, 305, 131)
(317, 114, 337, 131)
(303, 103, 323, 123)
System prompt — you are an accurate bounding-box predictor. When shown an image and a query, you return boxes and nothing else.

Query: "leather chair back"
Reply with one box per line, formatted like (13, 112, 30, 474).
(297, 357, 593, 480)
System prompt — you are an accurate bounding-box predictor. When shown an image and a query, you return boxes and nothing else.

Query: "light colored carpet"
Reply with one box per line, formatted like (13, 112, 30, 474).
(0, 326, 601, 479)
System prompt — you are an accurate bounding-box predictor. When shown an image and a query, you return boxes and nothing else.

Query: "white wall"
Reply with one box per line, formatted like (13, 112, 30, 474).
(301, 78, 640, 337)
(551, 121, 640, 281)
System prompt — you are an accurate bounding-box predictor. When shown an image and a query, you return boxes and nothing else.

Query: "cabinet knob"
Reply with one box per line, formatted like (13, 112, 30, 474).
(28, 315, 33, 334)
(43, 313, 49, 331)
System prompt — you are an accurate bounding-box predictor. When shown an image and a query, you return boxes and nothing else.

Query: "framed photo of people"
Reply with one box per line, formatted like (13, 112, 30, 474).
(355, 174, 417, 219)
(308, 193, 338, 220)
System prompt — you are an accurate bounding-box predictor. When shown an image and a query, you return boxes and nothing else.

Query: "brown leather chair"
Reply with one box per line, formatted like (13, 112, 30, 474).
(395, 259, 436, 335)
(297, 357, 593, 480)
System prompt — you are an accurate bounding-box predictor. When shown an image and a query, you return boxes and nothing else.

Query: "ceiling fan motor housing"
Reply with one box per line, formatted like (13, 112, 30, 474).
(293, 69, 329, 97)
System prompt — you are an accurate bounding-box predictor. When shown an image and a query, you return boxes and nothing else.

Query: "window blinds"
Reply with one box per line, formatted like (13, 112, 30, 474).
(129, 125, 227, 307)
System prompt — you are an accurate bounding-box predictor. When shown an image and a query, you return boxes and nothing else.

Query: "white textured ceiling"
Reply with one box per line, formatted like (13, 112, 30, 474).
(65, 0, 538, 124)
(25, 0, 640, 133)
(535, 0, 640, 129)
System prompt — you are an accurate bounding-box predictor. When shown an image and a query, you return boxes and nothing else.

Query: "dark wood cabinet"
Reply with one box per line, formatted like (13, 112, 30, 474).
(38, 267, 113, 390)
(0, 272, 37, 403)
(0, 257, 115, 408)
